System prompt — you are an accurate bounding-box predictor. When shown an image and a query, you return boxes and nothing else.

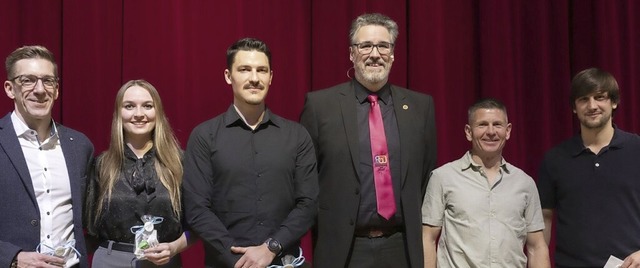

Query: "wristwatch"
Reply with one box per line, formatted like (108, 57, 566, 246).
(265, 238, 282, 255)
(11, 258, 17, 268)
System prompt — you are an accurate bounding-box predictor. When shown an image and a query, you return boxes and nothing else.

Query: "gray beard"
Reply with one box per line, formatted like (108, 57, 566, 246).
(359, 69, 388, 84)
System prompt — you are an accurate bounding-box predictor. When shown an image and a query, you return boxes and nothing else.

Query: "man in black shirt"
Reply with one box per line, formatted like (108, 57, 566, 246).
(182, 38, 318, 268)
(538, 68, 640, 267)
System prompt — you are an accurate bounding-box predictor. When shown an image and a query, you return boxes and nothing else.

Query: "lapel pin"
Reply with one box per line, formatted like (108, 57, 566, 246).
(402, 105, 409, 110)
(69, 137, 74, 141)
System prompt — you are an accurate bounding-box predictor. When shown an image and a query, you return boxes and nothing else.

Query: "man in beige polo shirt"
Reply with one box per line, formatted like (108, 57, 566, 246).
(421, 98, 550, 268)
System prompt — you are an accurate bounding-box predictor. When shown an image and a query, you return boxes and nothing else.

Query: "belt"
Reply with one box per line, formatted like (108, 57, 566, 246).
(354, 226, 403, 238)
(99, 240, 135, 252)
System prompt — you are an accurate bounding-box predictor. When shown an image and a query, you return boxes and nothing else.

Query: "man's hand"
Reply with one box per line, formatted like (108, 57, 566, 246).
(231, 244, 276, 268)
(621, 250, 640, 268)
(16, 251, 66, 268)
(143, 242, 174, 265)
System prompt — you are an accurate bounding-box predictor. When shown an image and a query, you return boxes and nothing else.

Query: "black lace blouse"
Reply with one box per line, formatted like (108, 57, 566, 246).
(87, 146, 182, 244)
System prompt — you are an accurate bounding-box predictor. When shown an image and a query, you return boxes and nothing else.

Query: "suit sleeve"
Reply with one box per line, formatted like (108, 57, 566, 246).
(422, 95, 438, 198)
(182, 124, 238, 266)
(0, 243, 20, 268)
(299, 93, 319, 150)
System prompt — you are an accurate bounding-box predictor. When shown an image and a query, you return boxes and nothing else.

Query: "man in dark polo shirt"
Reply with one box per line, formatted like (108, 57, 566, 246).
(182, 38, 318, 268)
(538, 68, 640, 268)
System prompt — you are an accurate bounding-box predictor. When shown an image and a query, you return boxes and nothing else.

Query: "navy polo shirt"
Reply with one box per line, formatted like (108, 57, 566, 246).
(538, 128, 640, 267)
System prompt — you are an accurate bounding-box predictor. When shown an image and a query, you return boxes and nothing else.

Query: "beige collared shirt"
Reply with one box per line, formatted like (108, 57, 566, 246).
(422, 151, 544, 268)
(11, 112, 73, 247)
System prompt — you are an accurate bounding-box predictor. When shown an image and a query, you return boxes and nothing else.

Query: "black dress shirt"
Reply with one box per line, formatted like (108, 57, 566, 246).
(182, 105, 318, 267)
(354, 82, 404, 228)
(90, 146, 182, 244)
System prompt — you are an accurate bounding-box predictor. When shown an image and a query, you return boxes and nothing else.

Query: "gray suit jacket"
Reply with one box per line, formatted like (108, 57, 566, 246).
(300, 81, 437, 268)
(0, 113, 94, 268)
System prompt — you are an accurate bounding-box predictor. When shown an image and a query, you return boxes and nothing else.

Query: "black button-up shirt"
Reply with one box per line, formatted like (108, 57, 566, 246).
(90, 146, 183, 244)
(183, 105, 318, 267)
(354, 82, 403, 228)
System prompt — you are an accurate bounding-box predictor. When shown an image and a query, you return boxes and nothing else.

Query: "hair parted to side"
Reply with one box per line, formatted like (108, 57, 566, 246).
(95, 79, 183, 222)
(570, 67, 620, 110)
(226, 37, 272, 71)
(5, 45, 58, 79)
(349, 13, 399, 44)
(467, 98, 508, 124)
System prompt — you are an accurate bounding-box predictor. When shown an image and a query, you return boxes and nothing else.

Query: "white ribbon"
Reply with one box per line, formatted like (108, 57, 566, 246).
(36, 239, 81, 268)
(267, 247, 306, 268)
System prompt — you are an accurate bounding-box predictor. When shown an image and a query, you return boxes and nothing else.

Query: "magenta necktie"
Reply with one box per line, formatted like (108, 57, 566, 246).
(367, 94, 396, 220)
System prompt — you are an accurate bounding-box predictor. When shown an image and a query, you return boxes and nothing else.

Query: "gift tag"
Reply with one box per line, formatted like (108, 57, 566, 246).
(604, 255, 624, 268)
(131, 215, 164, 259)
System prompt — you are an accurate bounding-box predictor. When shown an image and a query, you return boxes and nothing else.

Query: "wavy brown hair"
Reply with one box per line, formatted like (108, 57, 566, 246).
(95, 79, 183, 221)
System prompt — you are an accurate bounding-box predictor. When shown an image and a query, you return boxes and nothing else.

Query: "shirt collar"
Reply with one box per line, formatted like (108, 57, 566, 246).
(459, 151, 510, 174)
(353, 79, 392, 105)
(609, 125, 627, 149)
(223, 104, 280, 129)
(123, 143, 156, 161)
(571, 125, 624, 156)
(11, 111, 60, 147)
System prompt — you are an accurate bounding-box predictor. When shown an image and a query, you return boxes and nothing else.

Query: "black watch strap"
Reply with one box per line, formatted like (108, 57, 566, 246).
(265, 238, 282, 255)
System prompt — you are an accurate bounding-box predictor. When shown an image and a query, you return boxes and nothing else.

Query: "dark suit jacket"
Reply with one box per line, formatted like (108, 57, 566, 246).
(0, 113, 94, 268)
(300, 81, 437, 268)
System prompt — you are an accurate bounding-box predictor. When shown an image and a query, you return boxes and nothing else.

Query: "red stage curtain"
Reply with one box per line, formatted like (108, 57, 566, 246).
(2, 1, 639, 267)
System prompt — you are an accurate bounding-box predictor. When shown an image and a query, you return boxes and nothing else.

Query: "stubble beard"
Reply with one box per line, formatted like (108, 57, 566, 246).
(581, 113, 611, 130)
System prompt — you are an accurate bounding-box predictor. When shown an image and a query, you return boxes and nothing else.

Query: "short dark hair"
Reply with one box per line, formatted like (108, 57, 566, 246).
(570, 68, 620, 110)
(226, 38, 271, 71)
(468, 98, 508, 124)
(5, 45, 58, 79)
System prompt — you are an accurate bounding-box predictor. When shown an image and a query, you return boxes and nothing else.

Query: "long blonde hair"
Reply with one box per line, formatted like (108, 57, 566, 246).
(95, 80, 183, 221)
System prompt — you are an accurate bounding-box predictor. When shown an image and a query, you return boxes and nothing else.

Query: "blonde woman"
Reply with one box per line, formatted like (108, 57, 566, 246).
(86, 80, 190, 267)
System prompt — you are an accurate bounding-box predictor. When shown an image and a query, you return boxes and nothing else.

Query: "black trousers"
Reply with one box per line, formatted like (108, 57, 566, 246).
(346, 232, 410, 268)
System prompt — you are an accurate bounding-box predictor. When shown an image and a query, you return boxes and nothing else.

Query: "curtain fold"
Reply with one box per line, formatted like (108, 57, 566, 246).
(2, 1, 639, 267)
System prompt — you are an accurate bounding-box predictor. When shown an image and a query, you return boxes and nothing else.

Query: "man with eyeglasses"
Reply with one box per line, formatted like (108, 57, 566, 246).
(1, 45, 93, 268)
(300, 13, 437, 268)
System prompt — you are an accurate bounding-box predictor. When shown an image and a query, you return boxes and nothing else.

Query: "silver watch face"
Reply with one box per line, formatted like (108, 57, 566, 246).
(268, 238, 281, 252)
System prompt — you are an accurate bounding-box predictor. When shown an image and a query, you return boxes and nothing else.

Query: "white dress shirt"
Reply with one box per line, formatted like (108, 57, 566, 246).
(11, 112, 74, 248)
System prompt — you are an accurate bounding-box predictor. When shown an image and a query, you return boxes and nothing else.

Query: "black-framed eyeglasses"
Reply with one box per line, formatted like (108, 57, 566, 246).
(9, 74, 59, 90)
(352, 42, 394, 55)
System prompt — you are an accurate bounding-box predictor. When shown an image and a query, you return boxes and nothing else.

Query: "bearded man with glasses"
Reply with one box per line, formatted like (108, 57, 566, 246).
(0, 45, 94, 268)
(300, 13, 437, 268)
